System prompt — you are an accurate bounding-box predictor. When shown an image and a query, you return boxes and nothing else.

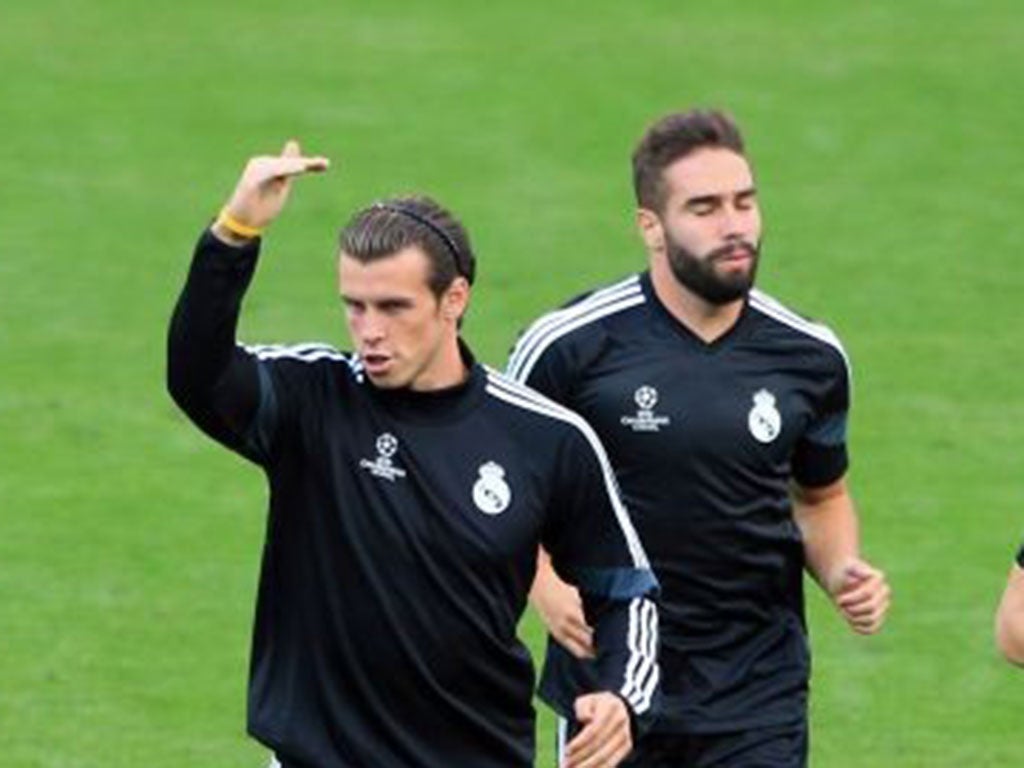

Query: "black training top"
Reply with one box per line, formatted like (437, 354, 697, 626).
(508, 272, 850, 733)
(166, 231, 658, 767)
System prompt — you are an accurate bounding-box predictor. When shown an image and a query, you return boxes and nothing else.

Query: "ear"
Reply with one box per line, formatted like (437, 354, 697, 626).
(442, 276, 471, 321)
(636, 208, 665, 253)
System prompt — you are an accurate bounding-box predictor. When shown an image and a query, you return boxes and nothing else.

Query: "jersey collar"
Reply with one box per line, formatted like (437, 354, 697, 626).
(639, 271, 754, 352)
(364, 339, 487, 424)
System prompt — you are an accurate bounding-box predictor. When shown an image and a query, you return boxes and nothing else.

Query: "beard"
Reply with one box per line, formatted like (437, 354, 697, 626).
(665, 233, 761, 305)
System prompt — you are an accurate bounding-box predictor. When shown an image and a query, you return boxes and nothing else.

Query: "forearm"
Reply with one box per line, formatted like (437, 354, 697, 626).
(795, 478, 890, 634)
(792, 480, 860, 593)
(529, 547, 555, 602)
(166, 229, 261, 434)
(583, 590, 659, 725)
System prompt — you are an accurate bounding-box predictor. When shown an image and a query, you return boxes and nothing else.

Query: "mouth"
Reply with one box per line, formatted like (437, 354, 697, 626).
(361, 352, 392, 375)
(713, 244, 755, 267)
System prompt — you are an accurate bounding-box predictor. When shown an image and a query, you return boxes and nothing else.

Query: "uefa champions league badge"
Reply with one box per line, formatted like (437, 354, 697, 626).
(359, 432, 408, 481)
(620, 385, 671, 433)
(473, 462, 512, 515)
(747, 389, 782, 444)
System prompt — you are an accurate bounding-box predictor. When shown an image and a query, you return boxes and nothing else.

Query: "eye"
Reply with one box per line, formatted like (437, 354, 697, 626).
(735, 192, 757, 211)
(379, 299, 412, 316)
(686, 199, 718, 217)
(341, 298, 364, 315)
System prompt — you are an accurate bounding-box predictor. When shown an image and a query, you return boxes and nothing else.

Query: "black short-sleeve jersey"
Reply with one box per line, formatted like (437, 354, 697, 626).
(508, 271, 851, 733)
(167, 232, 658, 767)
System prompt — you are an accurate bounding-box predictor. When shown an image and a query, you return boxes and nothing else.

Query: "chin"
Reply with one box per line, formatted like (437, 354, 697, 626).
(367, 371, 402, 389)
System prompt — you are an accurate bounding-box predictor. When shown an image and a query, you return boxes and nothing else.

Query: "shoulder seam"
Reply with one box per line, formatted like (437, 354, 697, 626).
(239, 342, 365, 381)
(747, 291, 851, 378)
(507, 276, 644, 381)
(240, 341, 347, 361)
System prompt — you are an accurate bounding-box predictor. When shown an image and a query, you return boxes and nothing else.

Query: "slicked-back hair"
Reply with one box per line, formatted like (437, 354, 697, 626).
(339, 195, 476, 299)
(632, 109, 746, 213)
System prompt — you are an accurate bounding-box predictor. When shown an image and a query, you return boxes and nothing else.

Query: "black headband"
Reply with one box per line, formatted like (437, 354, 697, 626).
(373, 203, 470, 281)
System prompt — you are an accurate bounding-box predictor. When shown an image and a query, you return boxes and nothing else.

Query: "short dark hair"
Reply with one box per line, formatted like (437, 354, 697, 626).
(632, 109, 746, 212)
(339, 195, 476, 298)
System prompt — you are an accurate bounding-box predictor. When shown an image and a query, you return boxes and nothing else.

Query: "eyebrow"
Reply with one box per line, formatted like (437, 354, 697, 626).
(685, 186, 757, 206)
(339, 294, 415, 308)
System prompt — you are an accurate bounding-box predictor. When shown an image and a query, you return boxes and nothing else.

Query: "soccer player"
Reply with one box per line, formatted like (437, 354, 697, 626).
(166, 141, 659, 768)
(995, 540, 1024, 665)
(507, 110, 891, 767)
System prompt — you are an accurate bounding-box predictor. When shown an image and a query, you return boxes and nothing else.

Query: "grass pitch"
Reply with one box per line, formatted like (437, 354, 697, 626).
(1, 1, 1021, 765)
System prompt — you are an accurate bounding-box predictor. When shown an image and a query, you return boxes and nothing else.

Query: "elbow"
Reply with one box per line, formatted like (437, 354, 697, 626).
(165, 341, 203, 417)
(995, 612, 1024, 666)
(165, 318, 207, 416)
(165, 340, 190, 411)
(165, 361, 211, 422)
(166, 319, 189, 409)
(166, 365, 189, 412)
(995, 565, 1024, 665)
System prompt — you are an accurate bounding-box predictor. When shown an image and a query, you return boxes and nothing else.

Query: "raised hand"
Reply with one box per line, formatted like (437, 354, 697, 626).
(214, 139, 330, 244)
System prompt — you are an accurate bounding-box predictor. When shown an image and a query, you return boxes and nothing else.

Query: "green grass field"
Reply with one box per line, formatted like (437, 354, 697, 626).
(2, 1, 1021, 765)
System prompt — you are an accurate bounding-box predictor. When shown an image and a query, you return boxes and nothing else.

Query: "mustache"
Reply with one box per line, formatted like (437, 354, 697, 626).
(708, 241, 758, 261)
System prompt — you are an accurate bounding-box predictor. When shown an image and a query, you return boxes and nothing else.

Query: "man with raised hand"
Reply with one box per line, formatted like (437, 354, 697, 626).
(167, 141, 658, 768)
(508, 110, 890, 767)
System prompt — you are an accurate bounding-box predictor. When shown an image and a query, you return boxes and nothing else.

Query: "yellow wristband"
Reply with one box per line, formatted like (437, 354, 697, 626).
(216, 208, 263, 239)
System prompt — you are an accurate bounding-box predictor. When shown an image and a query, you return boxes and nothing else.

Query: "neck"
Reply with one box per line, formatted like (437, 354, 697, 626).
(649, 255, 745, 343)
(410, 334, 469, 391)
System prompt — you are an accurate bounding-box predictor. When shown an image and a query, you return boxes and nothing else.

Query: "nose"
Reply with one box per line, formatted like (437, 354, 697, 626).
(719, 204, 744, 238)
(361, 316, 385, 346)
(349, 309, 386, 348)
(720, 204, 756, 243)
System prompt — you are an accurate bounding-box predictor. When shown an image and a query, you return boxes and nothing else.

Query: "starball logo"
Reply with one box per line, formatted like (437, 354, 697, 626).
(359, 432, 408, 481)
(621, 385, 671, 433)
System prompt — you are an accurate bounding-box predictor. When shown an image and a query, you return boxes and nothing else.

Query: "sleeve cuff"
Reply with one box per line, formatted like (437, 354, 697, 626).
(199, 226, 262, 257)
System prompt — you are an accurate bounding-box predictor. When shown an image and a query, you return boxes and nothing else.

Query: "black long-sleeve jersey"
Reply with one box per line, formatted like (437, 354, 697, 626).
(166, 231, 659, 768)
(508, 271, 851, 734)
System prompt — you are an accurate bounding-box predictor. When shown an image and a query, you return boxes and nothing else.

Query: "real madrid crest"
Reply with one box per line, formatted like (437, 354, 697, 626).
(471, 462, 512, 518)
(747, 389, 782, 444)
(473, 461, 512, 515)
